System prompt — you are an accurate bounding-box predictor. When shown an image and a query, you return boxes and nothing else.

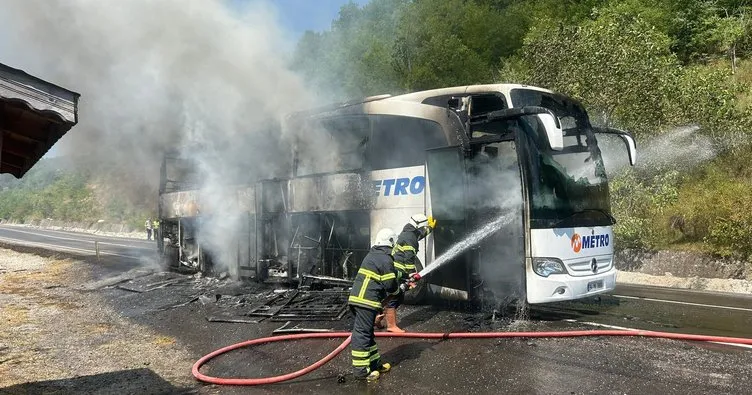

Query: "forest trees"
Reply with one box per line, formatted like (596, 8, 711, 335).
(293, 0, 752, 258)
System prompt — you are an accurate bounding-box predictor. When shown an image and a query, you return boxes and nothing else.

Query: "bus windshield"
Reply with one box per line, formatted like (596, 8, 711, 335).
(510, 89, 613, 229)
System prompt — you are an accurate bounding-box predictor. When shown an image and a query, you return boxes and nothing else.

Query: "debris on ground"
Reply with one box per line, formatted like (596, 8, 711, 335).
(154, 296, 200, 312)
(271, 289, 349, 322)
(116, 273, 191, 293)
(272, 321, 336, 334)
(206, 316, 263, 324)
(199, 294, 219, 305)
(79, 268, 155, 291)
(107, 270, 354, 324)
(193, 288, 350, 324)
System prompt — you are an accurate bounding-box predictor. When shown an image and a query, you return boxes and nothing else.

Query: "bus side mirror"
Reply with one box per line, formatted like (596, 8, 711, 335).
(620, 133, 637, 166)
(591, 127, 638, 170)
(537, 113, 563, 151)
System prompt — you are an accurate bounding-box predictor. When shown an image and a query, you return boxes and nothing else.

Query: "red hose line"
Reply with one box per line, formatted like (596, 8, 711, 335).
(192, 329, 752, 386)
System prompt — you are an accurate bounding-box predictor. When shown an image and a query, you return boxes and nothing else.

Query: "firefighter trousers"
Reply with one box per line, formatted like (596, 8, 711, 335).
(350, 305, 382, 377)
(385, 292, 404, 309)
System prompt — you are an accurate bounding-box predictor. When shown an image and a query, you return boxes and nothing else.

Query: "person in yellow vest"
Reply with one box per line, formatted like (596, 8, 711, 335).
(152, 219, 160, 241)
(145, 218, 153, 240)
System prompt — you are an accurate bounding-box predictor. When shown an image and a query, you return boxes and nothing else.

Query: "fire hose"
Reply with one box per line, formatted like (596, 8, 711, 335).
(192, 329, 752, 386)
(192, 273, 752, 386)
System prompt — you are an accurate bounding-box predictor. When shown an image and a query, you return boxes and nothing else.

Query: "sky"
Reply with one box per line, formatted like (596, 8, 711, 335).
(231, 0, 370, 38)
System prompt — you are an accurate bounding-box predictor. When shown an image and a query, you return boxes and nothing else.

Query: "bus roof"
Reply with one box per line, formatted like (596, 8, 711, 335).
(286, 84, 557, 121)
(382, 83, 555, 104)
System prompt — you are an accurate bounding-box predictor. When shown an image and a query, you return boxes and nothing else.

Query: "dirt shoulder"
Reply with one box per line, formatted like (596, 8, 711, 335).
(0, 248, 196, 393)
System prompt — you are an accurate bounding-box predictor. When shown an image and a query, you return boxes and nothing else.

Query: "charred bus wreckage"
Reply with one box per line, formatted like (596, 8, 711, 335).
(158, 84, 636, 305)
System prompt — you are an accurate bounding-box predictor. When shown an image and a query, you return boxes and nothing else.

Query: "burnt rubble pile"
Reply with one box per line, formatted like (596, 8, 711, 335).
(203, 287, 350, 324)
(94, 270, 353, 324)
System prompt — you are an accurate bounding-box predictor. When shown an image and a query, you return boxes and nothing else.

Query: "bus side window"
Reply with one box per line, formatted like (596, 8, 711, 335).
(324, 116, 370, 172)
(295, 116, 370, 176)
(367, 115, 446, 170)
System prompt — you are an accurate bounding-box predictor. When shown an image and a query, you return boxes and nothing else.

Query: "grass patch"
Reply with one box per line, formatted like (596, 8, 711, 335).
(153, 336, 176, 347)
(1, 305, 31, 327)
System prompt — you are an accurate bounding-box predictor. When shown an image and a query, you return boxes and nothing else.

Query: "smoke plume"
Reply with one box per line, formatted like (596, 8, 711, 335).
(0, 0, 318, 272)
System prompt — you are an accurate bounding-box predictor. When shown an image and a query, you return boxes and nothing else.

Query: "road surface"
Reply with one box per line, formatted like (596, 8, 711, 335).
(0, 224, 154, 262)
(1, 224, 750, 394)
(1, 224, 749, 338)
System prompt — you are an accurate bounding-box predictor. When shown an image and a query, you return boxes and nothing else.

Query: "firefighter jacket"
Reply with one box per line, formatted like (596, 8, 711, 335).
(392, 223, 432, 281)
(348, 245, 400, 311)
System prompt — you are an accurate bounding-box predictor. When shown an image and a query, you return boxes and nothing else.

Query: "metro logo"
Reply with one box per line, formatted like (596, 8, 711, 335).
(373, 176, 425, 196)
(571, 232, 609, 253)
(571, 233, 582, 253)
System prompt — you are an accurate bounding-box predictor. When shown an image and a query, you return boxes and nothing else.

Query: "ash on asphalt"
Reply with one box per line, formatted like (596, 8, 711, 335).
(79, 263, 752, 394)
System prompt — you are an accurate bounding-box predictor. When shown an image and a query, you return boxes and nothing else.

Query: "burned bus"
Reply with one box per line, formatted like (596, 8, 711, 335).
(158, 84, 636, 305)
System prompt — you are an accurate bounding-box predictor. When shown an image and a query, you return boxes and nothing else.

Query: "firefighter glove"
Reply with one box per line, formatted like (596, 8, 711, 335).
(428, 216, 437, 229)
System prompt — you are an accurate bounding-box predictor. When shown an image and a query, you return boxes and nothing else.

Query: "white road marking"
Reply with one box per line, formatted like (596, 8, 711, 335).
(0, 236, 143, 260)
(565, 319, 752, 350)
(0, 224, 154, 244)
(0, 227, 153, 250)
(613, 294, 752, 313)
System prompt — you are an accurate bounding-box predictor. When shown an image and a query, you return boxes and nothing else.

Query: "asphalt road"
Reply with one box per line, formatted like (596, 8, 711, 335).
(1, 224, 750, 339)
(1, 224, 750, 394)
(0, 224, 155, 262)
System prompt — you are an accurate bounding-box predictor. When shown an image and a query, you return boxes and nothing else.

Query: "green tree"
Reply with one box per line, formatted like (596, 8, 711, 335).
(505, 10, 679, 136)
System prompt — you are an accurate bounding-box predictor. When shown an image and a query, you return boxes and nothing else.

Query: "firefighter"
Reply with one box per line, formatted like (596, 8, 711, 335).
(348, 228, 401, 382)
(375, 214, 436, 333)
(152, 219, 160, 241)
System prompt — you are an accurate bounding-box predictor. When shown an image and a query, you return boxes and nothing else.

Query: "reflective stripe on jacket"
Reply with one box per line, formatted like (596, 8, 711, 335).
(392, 223, 432, 281)
(348, 245, 399, 311)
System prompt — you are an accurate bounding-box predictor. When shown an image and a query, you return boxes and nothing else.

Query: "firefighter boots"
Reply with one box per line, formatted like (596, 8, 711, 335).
(384, 308, 405, 333)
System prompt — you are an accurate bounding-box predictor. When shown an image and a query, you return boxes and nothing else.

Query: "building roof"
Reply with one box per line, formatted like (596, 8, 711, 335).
(0, 63, 80, 178)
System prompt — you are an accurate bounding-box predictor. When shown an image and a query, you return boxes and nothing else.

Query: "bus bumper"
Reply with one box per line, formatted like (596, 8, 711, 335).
(525, 267, 616, 304)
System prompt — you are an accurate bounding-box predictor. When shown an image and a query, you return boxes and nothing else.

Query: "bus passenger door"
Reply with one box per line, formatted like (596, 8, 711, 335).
(467, 141, 526, 305)
(425, 146, 470, 292)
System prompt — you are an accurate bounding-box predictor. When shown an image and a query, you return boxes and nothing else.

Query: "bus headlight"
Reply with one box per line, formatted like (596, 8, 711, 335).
(532, 257, 567, 277)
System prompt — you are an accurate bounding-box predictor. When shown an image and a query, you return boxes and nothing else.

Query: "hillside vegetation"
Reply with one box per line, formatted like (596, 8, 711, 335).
(0, 158, 152, 230)
(294, 0, 752, 259)
(4, 0, 751, 259)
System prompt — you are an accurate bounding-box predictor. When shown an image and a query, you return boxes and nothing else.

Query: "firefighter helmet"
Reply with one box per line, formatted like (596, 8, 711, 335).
(374, 228, 397, 248)
(410, 214, 429, 229)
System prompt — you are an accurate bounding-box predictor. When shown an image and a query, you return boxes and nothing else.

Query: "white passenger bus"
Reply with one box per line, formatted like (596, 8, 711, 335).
(159, 83, 636, 305)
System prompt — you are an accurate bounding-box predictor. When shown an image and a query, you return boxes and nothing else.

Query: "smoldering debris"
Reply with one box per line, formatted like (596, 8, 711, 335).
(272, 321, 335, 334)
(113, 269, 353, 323)
(206, 316, 263, 324)
(271, 289, 349, 321)
(207, 288, 350, 323)
(79, 268, 157, 291)
(116, 274, 190, 293)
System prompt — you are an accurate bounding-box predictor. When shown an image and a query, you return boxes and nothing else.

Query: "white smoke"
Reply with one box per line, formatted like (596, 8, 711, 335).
(0, 0, 321, 272)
